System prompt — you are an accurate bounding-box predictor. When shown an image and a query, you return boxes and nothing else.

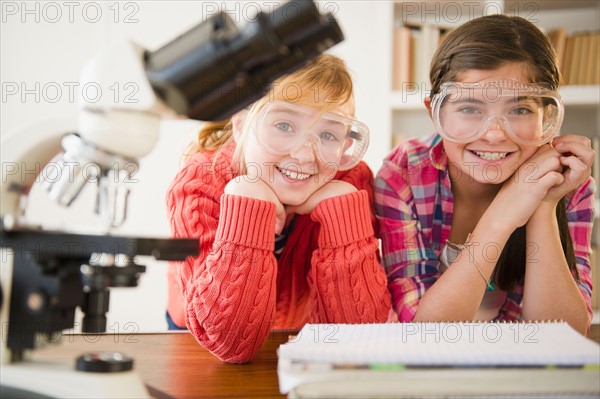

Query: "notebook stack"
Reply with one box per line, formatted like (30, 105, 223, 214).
(277, 322, 600, 398)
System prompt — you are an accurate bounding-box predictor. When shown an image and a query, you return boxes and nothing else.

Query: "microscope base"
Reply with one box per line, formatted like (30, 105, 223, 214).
(0, 362, 150, 398)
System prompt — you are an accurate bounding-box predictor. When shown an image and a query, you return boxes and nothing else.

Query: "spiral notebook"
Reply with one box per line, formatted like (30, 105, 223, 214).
(277, 322, 600, 398)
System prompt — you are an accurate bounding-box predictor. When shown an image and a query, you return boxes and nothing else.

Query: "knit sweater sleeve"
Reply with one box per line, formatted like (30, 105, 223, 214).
(167, 155, 278, 363)
(307, 162, 392, 323)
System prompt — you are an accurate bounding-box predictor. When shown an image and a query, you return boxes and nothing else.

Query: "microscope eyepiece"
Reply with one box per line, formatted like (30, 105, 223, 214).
(145, 0, 344, 121)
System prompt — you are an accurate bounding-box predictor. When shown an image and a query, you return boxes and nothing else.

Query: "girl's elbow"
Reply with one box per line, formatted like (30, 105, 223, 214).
(202, 334, 263, 364)
(216, 346, 259, 364)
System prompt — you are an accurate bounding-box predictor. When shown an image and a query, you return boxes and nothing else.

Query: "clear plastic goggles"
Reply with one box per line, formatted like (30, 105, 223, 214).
(253, 101, 370, 170)
(431, 80, 564, 146)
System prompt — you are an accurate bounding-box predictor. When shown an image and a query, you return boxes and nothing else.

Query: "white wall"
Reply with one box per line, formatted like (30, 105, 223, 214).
(0, 1, 390, 332)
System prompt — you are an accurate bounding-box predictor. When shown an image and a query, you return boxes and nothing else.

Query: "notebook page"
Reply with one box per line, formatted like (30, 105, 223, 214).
(278, 322, 600, 367)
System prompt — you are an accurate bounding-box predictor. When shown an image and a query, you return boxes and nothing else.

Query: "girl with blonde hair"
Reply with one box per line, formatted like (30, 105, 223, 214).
(167, 54, 391, 363)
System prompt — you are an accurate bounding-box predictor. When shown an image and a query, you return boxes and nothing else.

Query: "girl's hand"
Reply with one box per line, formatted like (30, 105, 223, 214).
(224, 177, 287, 233)
(286, 180, 357, 216)
(492, 144, 564, 229)
(544, 134, 595, 202)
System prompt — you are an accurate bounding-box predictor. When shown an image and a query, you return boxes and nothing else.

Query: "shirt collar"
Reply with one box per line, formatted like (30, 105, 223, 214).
(429, 134, 448, 171)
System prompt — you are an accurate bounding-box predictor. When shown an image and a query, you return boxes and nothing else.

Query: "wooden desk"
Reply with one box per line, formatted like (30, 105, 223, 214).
(33, 331, 289, 399)
(32, 325, 600, 399)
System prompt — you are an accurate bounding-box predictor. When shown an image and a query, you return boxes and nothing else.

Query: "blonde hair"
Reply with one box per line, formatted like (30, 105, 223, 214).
(183, 54, 355, 166)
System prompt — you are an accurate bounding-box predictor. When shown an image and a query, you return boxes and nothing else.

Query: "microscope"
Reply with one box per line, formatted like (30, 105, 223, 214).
(0, 1, 343, 397)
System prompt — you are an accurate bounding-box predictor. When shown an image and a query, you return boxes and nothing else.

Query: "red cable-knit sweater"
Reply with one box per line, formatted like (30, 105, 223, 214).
(166, 143, 391, 363)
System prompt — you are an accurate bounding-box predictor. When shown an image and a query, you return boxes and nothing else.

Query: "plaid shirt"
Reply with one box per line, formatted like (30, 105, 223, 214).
(375, 133, 596, 323)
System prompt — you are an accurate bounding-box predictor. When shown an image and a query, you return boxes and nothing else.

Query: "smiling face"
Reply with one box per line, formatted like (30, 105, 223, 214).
(439, 63, 541, 187)
(230, 54, 357, 206)
(237, 101, 354, 206)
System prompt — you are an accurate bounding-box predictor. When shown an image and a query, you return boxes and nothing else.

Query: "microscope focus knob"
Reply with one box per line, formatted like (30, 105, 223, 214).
(76, 351, 134, 373)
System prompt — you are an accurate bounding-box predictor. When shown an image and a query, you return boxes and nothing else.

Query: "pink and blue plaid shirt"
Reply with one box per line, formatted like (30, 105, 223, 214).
(375, 133, 596, 323)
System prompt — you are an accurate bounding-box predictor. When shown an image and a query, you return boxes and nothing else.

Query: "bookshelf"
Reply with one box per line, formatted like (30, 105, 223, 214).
(385, 0, 600, 313)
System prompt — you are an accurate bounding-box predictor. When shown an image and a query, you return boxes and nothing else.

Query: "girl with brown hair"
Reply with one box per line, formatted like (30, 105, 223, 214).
(376, 15, 595, 334)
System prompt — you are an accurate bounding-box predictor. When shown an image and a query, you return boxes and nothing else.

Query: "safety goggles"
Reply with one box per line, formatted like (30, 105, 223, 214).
(253, 101, 370, 170)
(431, 80, 564, 146)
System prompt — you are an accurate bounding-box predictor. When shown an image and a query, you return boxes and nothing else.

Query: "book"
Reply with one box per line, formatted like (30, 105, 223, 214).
(562, 34, 576, 84)
(588, 32, 600, 84)
(408, 24, 425, 91)
(392, 25, 412, 91)
(548, 27, 568, 75)
(281, 368, 599, 398)
(578, 33, 593, 85)
(421, 24, 439, 87)
(277, 322, 600, 398)
(570, 33, 584, 85)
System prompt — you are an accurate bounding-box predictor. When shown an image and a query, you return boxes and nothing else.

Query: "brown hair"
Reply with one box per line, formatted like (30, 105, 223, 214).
(183, 54, 355, 168)
(430, 14, 560, 95)
(429, 15, 577, 290)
